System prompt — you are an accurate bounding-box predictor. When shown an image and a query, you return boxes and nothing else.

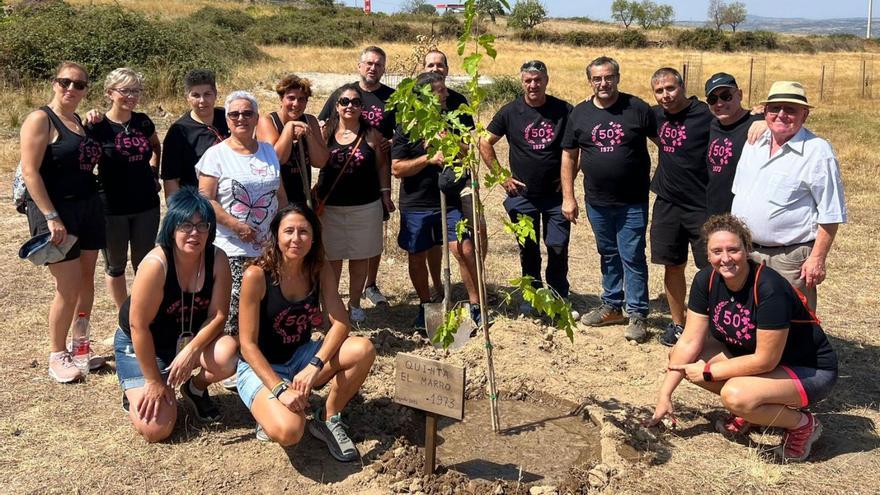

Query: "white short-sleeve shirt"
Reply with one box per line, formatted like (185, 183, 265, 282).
(731, 127, 847, 246)
(196, 141, 280, 257)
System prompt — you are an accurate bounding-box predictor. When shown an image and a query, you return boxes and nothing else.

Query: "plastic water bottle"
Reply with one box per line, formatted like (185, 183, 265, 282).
(70, 312, 90, 380)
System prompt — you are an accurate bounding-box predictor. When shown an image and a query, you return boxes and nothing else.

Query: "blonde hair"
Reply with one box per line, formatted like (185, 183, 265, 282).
(55, 61, 88, 81)
(103, 67, 145, 92)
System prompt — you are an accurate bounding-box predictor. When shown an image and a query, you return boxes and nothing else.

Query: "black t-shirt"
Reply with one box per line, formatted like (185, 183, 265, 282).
(688, 261, 837, 371)
(90, 112, 160, 215)
(446, 88, 475, 129)
(254, 271, 323, 365)
(315, 131, 380, 206)
(650, 97, 713, 211)
(561, 93, 657, 207)
(486, 95, 573, 200)
(119, 246, 216, 353)
(706, 112, 763, 216)
(392, 125, 457, 211)
(161, 108, 230, 188)
(319, 83, 396, 139)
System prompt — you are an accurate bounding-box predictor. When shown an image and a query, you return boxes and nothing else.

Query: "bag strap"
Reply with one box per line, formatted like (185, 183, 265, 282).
(269, 112, 283, 133)
(315, 131, 364, 209)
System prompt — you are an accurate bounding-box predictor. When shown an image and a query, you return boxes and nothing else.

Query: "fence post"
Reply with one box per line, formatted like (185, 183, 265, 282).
(747, 57, 754, 107)
(819, 65, 826, 102)
(861, 59, 867, 98)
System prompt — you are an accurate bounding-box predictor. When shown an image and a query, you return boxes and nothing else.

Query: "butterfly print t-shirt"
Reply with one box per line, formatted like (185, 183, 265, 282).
(688, 261, 837, 371)
(650, 97, 713, 211)
(196, 141, 280, 257)
(255, 270, 323, 365)
(706, 112, 762, 216)
(486, 95, 573, 200)
(561, 93, 657, 207)
(89, 111, 160, 215)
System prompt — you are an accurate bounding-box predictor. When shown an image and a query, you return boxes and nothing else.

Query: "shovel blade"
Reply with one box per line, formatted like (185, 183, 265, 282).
(423, 302, 446, 343)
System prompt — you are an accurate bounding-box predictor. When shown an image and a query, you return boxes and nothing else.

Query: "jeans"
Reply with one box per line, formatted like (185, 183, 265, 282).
(503, 195, 571, 298)
(586, 202, 649, 316)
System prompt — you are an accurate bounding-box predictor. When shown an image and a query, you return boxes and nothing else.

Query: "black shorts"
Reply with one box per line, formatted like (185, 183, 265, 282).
(650, 196, 708, 268)
(26, 195, 106, 263)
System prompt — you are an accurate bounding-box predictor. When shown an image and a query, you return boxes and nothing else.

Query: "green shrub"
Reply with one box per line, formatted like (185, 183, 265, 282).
(782, 37, 816, 53)
(618, 28, 648, 48)
(436, 13, 463, 38)
(195, 6, 253, 32)
(730, 30, 777, 50)
(514, 29, 562, 44)
(675, 27, 726, 50)
(373, 21, 418, 42)
(482, 76, 523, 108)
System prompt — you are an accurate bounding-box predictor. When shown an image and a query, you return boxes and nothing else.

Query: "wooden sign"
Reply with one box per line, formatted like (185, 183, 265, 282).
(394, 353, 465, 420)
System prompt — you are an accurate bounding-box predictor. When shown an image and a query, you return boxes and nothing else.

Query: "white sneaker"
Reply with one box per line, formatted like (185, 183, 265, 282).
(48, 351, 83, 383)
(350, 306, 366, 324)
(362, 285, 388, 307)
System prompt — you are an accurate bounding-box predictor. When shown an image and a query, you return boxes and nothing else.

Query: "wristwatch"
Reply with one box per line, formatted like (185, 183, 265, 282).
(272, 383, 288, 400)
(45, 211, 60, 220)
(702, 362, 714, 382)
(309, 356, 325, 370)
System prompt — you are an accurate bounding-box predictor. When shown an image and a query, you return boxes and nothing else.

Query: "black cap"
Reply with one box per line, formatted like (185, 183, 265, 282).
(705, 72, 738, 96)
(520, 60, 548, 74)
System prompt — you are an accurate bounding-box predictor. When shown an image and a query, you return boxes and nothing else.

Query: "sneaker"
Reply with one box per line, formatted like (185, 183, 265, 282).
(308, 407, 358, 462)
(774, 412, 823, 462)
(48, 351, 83, 383)
(624, 314, 648, 343)
(350, 306, 366, 324)
(89, 354, 106, 371)
(362, 284, 388, 307)
(658, 322, 684, 347)
(518, 301, 535, 316)
(180, 378, 221, 422)
(255, 424, 270, 442)
(220, 374, 238, 392)
(470, 303, 482, 327)
(580, 304, 626, 327)
(714, 414, 751, 437)
(412, 304, 426, 334)
(122, 393, 130, 414)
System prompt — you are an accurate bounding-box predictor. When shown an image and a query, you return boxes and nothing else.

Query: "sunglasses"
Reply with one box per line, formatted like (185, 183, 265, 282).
(55, 77, 88, 91)
(227, 110, 255, 120)
(176, 221, 211, 234)
(765, 104, 803, 116)
(112, 87, 142, 98)
(337, 97, 362, 107)
(707, 91, 735, 105)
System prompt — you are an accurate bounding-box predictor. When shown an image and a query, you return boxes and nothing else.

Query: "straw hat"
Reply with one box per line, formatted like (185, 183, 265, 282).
(760, 81, 814, 108)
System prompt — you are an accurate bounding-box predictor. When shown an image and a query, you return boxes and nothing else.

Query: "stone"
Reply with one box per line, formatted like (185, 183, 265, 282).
(587, 468, 609, 488)
(529, 486, 558, 495)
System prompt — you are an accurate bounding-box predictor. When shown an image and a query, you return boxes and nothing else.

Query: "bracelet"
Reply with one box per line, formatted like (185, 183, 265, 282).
(380, 187, 391, 192)
(270, 381, 286, 397)
(45, 211, 60, 220)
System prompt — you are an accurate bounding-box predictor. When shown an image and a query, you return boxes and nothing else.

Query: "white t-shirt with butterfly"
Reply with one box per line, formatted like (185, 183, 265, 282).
(196, 140, 281, 258)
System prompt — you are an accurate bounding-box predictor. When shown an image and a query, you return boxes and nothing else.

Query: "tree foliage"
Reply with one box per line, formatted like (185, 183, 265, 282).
(634, 0, 673, 29)
(723, 1, 747, 33)
(402, 0, 437, 15)
(610, 0, 639, 29)
(475, 0, 505, 23)
(707, 0, 725, 30)
(507, 0, 546, 30)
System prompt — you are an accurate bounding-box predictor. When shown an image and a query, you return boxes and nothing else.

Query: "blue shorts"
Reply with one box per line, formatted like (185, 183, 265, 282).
(397, 208, 469, 254)
(780, 365, 838, 407)
(237, 338, 323, 410)
(114, 328, 174, 391)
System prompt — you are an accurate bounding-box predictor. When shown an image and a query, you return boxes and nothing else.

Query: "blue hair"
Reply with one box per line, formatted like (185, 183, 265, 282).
(156, 187, 217, 247)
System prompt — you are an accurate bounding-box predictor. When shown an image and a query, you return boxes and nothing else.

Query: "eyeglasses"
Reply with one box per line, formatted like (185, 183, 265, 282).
(176, 221, 211, 234)
(227, 110, 255, 120)
(765, 104, 803, 116)
(55, 78, 88, 91)
(112, 87, 142, 97)
(337, 97, 362, 107)
(590, 75, 618, 85)
(707, 91, 734, 105)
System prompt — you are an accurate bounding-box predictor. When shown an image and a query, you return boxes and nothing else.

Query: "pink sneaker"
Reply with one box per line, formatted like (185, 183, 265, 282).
(774, 412, 823, 462)
(48, 352, 83, 383)
(715, 414, 751, 437)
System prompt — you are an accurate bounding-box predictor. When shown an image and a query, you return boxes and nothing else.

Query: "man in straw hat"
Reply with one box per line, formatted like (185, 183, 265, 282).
(730, 81, 847, 310)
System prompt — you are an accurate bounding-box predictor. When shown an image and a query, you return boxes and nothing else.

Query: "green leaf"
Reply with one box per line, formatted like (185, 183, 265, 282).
(462, 53, 482, 77)
(455, 218, 469, 241)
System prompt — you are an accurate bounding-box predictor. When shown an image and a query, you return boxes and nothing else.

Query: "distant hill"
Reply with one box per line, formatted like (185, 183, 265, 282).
(676, 14, 878, 37)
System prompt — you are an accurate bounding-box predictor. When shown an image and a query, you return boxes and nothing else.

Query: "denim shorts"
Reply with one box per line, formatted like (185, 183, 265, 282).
(237, 338, 323, 410)
(780, 365, 838, 407)
(397, 208, 468, 254)
(114, 328, 175, 391)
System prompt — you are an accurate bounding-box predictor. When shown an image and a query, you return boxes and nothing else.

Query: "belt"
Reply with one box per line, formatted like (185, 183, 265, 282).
(752, 241, 813, 250)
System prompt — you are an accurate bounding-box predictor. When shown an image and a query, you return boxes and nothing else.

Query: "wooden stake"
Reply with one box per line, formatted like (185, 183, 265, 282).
(747, 57, 754, 107)
(819, 65, 826, 103)
(424, 412, 438, 475)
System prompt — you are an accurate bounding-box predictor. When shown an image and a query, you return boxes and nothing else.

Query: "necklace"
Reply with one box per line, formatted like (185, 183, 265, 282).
(176, 252, 202, 354)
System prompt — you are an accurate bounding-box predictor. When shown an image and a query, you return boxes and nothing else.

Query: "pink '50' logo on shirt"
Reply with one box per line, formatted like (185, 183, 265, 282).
(590, 121, 624, 152)
(523, 120, 554, 150)
(659, 121, 688, 153)
(707, 137, 734, 173)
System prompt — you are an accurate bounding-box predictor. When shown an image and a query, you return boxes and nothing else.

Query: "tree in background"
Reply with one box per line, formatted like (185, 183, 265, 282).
(507, 0, 546, 30)
(708, 0, 726, 31)
(722, 1, 747, 33)
(475, 0, 506, 23)
(635, 0, 674, 29)
(610, 0, 639, 29)
(403, 0, 438, 15)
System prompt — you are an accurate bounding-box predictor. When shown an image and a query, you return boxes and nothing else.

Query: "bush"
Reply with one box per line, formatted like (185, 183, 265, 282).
(0, 2, 261, 94)
(195, 6, 253, 32)
(517, 29, 646, 49)
(514, 29, 562, 44)
(482, 76, 523, 108)
(436, 13, 463, 38)
(618, 29, 648, 48)
(675, 27, 726, 50)
(730, 30, 777, 50)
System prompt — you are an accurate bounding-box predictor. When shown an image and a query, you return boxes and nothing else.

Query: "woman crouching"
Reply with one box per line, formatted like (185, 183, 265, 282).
(115, 187, 238, 442)
(237, 204, 375, 461)
(647, 214, 837, 462)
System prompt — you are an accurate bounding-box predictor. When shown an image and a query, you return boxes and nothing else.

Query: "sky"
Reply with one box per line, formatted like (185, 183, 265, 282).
(346, 0, 873, 21)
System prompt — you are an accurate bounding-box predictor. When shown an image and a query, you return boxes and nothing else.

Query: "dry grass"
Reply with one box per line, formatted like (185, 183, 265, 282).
(1, 33, 879, 494)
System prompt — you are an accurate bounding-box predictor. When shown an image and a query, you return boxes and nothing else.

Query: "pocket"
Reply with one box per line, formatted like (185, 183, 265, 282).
(776, 244, 811, 268)
(765, 173, 802, 207)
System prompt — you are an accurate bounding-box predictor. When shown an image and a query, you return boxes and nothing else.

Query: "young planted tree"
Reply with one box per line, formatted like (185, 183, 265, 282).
(507, 0, 547, 30)
(611, 0, 639, 29)
(389, 0, 577, 431)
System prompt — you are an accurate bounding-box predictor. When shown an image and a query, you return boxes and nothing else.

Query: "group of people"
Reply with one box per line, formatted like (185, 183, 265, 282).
(19, 45, 846, 463)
